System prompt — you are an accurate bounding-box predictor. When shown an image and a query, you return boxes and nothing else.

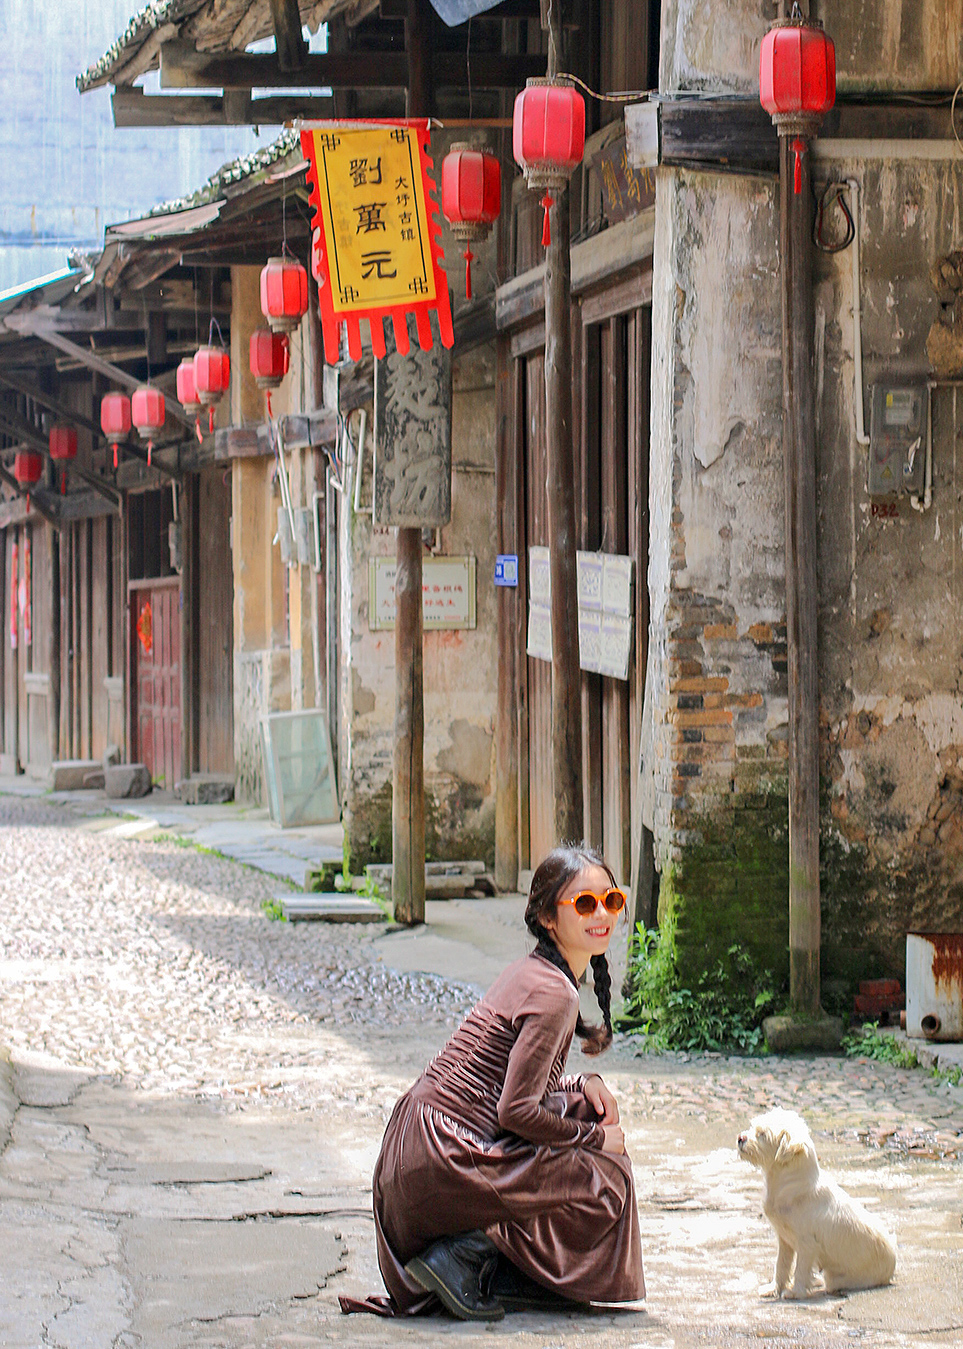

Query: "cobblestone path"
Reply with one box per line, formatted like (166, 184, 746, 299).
(2, 791, 962, 1349)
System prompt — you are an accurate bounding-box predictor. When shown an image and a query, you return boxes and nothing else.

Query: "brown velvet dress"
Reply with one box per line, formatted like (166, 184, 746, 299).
(372, 951, 645, 1311)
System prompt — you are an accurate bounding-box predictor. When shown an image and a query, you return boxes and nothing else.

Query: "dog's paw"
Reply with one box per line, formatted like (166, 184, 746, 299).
(758, 1281, 782, 1299)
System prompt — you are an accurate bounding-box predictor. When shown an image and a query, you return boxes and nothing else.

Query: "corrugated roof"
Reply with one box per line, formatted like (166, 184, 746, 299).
(77, 1, 374, 94)
(0, 267, 88, 320)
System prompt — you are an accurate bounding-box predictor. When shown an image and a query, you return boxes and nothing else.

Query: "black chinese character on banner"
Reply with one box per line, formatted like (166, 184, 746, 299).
(354, 202, 388, 234)
(409, 276, 428, 295)
(361, 251, 397, 280)
(319, 133, 341, 152)
(349, 156, 383, 187)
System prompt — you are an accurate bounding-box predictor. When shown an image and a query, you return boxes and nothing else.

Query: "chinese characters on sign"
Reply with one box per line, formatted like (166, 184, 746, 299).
(374, 311, 452, 528)
(526, 546, 634, 680)
(590, 132, 656, 225)
(301, 121, 454, 363)
(368, 556, 476, 631)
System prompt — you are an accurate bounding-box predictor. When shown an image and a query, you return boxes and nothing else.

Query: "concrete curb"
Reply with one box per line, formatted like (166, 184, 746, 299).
(0, 1044, 17, 1153)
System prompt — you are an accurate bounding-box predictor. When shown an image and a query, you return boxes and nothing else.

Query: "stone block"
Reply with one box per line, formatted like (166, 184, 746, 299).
(178, 775, 235, 805)
(105, 764, 152, 799)
(763, 1014, 843, 1054)
(49, 760, 101, 791)
(280, 894, 383, 923)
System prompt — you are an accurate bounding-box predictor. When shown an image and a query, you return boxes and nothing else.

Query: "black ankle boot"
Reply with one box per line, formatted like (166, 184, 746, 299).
(488, 1254, 583, 1311)
(404, 1231, 505, 1321)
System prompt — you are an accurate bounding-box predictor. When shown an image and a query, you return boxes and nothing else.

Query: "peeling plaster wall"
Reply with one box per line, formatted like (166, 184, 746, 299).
(650, 0, 963, 984)
(340, 345, 499, 868)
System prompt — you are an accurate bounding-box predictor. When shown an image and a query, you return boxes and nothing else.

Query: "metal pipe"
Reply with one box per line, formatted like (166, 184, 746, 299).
(845, 179, 870, 447)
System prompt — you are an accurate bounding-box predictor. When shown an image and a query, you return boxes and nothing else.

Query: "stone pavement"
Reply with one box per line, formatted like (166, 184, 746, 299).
(1, 788, 962, 1348)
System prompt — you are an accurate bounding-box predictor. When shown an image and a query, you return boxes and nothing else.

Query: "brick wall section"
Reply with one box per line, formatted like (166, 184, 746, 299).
(649, 525, 791, 981)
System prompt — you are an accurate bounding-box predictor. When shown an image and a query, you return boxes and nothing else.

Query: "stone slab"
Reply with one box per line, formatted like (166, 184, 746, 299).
(104, 763, 152, 799)
(177, 775, 235, 806)
(280, 893, 384, 923)
(48, 759, 101, 791)
(366, 861, 497, 900)
(763, 1013, 844, 1053)
(0, 1045, 16, 1153)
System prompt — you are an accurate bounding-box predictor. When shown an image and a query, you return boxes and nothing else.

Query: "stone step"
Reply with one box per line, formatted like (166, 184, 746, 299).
(279, 893, 384, 923)
(365, 862, 497, 901)
(176, 774, 235, 806)
(48, 760, 101, 791)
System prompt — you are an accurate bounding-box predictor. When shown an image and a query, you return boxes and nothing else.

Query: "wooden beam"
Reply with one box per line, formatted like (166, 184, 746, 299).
(0, 466, 60, 528)
(157, 40, 544, 90)
(270, 0, 308, 72)
(626, 95, 963, 177)
(114, 87, 335, 127)
(14, 322, 196, 432)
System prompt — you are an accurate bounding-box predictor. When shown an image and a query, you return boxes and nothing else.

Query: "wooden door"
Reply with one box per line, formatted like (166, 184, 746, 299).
(196, 467, 234, 774)
(129, 577, 181, 788)
(522, 349, 555, 869)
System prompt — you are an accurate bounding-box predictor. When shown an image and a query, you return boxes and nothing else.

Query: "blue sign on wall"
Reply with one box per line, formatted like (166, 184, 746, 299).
(494, 554, 518, 587)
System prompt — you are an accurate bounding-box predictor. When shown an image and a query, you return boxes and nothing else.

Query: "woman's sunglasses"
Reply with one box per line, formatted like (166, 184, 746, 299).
(558, 888, 627, 917)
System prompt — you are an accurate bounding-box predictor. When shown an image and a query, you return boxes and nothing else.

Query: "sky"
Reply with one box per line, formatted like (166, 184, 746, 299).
(0, 1, 265, 290)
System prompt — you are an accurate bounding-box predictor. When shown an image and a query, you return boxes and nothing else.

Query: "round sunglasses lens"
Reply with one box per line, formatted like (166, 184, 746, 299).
(573, 893, 596, 915)
(604, 890, 626, 913)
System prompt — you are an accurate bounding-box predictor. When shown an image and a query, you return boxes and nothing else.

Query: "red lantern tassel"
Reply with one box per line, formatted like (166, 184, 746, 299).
(541, 191, 553, 247)
(792, 137, 805, 195)
(464, 246, 474, 301)
(209, 408, 215, 434)
(60, 470, 66, 495)
(112, 443, 118, 469)
(266, 390, 273, 419)
(147, 441, 152, 466)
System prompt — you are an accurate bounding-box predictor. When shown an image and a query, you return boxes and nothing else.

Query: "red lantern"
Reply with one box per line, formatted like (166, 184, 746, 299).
(249, 328, 289, 416)
(260, 255, 308, 334)
(49, 424, 77, 495)
(14, 451, 42, 486)
(193, 344, 231, 433)
(100, 391, 131, 469)
(176, 359, 203, 442)
(760, 9, 835, 195)
(131, 385, 165, 466)
(176, 359, 202, 414)
(441, 144, 501, 300)
(513, 79, 585, 247)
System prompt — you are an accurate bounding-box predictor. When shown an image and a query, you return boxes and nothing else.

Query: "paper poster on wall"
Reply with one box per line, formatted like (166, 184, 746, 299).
(526, 547, 635, 681)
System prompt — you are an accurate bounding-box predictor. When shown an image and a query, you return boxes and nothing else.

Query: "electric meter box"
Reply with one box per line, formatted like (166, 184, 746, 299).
(868, 381, 927, 497)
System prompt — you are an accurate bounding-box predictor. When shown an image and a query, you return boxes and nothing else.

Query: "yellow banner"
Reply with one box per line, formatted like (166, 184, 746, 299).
(304, 125, 437, 313)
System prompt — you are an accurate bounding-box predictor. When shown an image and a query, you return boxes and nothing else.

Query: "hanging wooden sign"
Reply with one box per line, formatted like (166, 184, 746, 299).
(374, 312, 452, 528)
(301, 120, 454, 364)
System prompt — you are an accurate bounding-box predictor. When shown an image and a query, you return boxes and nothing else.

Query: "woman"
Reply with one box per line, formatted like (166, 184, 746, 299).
(368, 843, 645, 1320)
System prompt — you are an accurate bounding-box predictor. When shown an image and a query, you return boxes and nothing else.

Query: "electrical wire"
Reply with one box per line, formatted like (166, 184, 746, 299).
(556, 72, 650, 105)
(952, 79, 963, 156)
(814, 181, 855, 253)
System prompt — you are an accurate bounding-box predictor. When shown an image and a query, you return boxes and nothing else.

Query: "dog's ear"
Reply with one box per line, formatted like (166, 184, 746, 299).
(774, 1127, 810, 1165)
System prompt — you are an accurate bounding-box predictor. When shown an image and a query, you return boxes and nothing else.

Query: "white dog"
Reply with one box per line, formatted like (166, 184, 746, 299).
(737, 1107, 897, 1299)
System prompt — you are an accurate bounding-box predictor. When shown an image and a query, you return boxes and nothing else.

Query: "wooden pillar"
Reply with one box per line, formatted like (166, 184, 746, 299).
(544, 14, 583, 844)
(495, 332, 518, 892)
(780, 135, 821, 1016)
(392, 0, 432, 925)
(48, 525, 60, 766)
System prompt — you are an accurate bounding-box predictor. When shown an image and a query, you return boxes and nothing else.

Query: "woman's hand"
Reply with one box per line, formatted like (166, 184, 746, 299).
(600, 1123, 625, 1154)
(583, 1073, 620, 1125)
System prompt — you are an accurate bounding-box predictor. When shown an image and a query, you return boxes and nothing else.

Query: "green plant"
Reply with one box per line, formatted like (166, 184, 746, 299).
(260, 898, 287, 921)
(620, 916, 778, 1054)
(842, 1022, 919, 1068)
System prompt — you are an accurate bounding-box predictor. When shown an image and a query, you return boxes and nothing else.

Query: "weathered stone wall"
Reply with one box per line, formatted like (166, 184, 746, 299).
(341, 344, 499, 870)
(648, 0, 963, 992)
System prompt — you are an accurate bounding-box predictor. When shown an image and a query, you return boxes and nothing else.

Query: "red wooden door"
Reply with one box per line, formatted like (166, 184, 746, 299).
(129, 578, 181, 788)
